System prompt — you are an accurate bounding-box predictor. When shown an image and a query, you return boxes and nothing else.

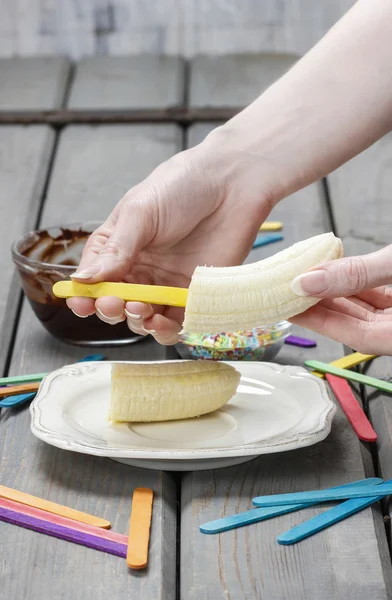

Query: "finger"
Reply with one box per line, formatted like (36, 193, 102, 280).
(291, 304, 392, 355)
(355, 286, 392, 310)
(124, 302, 155, 321)
(95, 297, 126, 325)
(126, 317, 148, 336)
(66, 297, 96, 317)
(143, 313, 182, 346)
(71, 193, 156, 283)
(123, 302, 155, 335)
(292, 245, 392, 299)
(318, 297, 378, 321)
(76, 224, 114, 272)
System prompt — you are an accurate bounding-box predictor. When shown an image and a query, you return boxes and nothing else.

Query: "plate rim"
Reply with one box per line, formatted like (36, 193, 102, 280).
(30, 360, 336, 461)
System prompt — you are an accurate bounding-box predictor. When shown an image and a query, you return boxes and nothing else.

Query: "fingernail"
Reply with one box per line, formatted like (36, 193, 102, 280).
(125, 309, 142, 320)
(97, 308, 124, 324)
(291, 270, 328, 296)
(71, 310, 88, 319)
(143, 328, 157, 335)
(71, 266, 101, 280)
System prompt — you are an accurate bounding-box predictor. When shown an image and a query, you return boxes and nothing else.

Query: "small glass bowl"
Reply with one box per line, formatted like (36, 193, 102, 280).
(11, 222, 143, 347)
(175, 321, 292, 361)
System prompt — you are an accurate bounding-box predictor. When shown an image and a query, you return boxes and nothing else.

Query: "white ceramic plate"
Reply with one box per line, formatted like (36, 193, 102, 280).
(30, 361, 336, 471)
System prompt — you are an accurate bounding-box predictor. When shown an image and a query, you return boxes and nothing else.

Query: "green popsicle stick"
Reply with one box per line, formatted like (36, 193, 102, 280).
(0, 354, 105, 387)
(305, 360, 392, 394)
(0, 373, 48, 386)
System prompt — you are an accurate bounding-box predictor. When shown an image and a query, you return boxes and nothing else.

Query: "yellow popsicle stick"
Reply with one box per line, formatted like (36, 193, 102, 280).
(126, 488, 154, 569)
(311, 352, 377, 378)
(0, 485, 111, 529)
(53, 280, 188, 308)
(259, 221, 283, 231)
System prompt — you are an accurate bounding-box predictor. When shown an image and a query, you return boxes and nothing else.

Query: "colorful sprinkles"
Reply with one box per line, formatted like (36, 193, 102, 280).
(180, 322, 291, 361)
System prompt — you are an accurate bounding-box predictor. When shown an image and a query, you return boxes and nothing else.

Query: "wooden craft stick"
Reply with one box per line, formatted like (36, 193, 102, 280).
(0, 382, 40, 398)
(0, 373, 47, 386)
(305, 361, 392, 393)
(259, 221, 283, 231)
(311, 352, 376, 378)
(0, 485, 111, 529)
(0, 505, 126, 558)
(252, 233, 283, 249)
(0, 355, 104, 388)
(0, 498, 127, 544)
(200, 477, 381, 534)
(126, 488, 154, 569)
(326, 374, 377, 442)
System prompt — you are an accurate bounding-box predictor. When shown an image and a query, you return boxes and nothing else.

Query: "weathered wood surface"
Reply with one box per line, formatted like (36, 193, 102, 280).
(41, 124, 182, 224)
(0, 57, 70, 374)
(68, 56, 185, 109)
(0, 121, 182, 598)
(189, 54, 298, 107)
(0, 57, 70, 110)
(328, 134, 392, 542)
(1, 50, 391, 599)
(181, 123, 390, 599)
(0, 126, 55, 375)
(0, 0, 355, 59)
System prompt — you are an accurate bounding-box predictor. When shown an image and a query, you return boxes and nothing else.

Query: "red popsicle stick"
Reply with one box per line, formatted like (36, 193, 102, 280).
(326, 373, 377, 442)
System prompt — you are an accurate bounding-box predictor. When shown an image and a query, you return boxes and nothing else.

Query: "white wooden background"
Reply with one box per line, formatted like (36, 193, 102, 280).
(0, 0, 355, 59)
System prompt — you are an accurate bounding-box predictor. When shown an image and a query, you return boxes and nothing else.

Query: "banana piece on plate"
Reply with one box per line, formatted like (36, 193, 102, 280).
(109, 360, 241, 423)
(182, 232, 343, 334)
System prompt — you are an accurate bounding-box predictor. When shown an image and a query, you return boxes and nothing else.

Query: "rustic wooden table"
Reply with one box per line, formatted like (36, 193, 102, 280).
(1, 55, 392, 600)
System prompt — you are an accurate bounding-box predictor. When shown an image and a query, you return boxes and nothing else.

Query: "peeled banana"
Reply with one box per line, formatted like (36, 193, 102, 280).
(182, 232, 343, 334)
(109, 360, 241, 423)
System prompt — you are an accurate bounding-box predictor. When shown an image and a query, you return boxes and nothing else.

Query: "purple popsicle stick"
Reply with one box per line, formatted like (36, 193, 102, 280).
(285, 335, 317, 348)
(0, 505, 127, 558)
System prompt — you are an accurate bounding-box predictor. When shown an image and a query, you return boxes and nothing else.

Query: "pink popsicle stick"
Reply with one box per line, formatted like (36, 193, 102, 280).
(0, 503, 127, 558)
(0, 497, 127, 544)
(326, 374, 377, 442)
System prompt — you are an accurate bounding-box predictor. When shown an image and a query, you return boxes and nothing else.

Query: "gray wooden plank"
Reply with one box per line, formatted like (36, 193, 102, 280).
(0, 122, 182, 599)
(0, 57, 70, 110)
(189, 54, 298, 107)
(67, 56, 184, 109)
(179, 124, 389, 600)
(327, 134, 392, 552)
(42, 124, 182, 224)
(0, 125, 55, 374)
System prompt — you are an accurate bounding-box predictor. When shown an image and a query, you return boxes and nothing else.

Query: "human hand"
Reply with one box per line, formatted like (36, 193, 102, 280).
(291, 245, 392, 355)
(67, 130, 277, 345)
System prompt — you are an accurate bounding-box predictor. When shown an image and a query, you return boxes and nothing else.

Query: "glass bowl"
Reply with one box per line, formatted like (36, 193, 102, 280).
(175, 321, 292, 361)
(11, 222, 143, 347)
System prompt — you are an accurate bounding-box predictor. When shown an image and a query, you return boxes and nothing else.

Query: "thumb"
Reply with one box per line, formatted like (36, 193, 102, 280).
(72, 197, 156, 282)
(291, 244, 392, 298)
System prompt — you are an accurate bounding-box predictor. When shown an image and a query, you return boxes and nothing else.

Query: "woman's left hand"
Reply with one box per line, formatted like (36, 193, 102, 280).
(291, 245, 392, 355)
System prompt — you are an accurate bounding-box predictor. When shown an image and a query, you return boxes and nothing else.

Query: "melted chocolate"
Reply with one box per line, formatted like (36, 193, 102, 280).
(16, 227, 139, 346)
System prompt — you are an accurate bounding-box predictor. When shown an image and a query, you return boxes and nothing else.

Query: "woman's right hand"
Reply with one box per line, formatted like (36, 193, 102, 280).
(67, 128, 279, 345)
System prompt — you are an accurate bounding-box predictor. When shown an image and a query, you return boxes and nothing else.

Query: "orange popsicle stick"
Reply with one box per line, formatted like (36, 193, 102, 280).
(126, 488, 154, 569)
(0, 382, 40, 398)
(0, 485, 111, 529)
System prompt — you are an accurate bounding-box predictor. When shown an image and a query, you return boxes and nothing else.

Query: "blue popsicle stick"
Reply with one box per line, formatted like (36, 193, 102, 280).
(200, 478, 382, 534)
(253, 481, 392, 507)
(0, 354, 105, 408)
(277, 480, 392, 545)
(0, 393, 36, 407)
(252, 233, 284, 249)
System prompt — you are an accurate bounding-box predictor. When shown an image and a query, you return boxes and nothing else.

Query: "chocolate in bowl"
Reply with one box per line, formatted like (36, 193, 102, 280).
(11, 222, 143, 346)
